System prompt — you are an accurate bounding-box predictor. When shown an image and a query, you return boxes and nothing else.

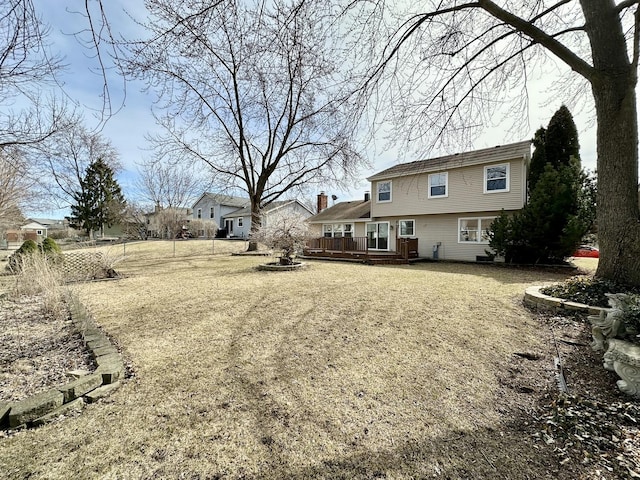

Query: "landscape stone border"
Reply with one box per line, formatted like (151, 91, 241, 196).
(256, 261, 306, 271)
(524, 286, 607, 316)
(0, 295, 124, 430)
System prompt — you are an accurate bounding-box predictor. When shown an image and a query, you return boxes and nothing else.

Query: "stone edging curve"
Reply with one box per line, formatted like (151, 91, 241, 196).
(0, 296, 124, 430)
(524, 286, 608, 316)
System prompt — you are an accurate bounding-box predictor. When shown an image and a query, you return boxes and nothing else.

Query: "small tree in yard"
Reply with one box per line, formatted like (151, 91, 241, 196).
(255, 213, 311, 266)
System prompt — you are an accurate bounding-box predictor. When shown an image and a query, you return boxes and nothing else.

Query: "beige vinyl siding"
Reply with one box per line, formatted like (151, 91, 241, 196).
(372, 159, 525, 218)
(375, 212, 501, 261)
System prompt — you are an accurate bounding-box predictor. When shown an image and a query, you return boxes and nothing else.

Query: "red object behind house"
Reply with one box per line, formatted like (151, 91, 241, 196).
(572, 245, 599, 258)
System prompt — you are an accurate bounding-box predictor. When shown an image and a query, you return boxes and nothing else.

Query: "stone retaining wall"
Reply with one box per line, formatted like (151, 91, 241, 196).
(0, 296, 124, 430)
(524, 286, 607, 316)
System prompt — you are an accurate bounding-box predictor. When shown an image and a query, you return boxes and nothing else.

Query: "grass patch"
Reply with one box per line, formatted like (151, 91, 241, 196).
(0, 244, 582, 478)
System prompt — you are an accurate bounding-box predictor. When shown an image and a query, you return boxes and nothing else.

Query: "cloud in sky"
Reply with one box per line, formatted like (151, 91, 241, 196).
(31, 0, 600, 216)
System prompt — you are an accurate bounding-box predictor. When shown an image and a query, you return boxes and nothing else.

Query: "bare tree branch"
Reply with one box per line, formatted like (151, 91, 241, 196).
(123, 0, 364, 249)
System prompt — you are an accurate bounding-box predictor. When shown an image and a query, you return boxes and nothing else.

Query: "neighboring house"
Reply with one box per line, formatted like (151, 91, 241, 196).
(20, 220, 48, 241)
(223, 200, 315, 238)
(191, 193, 249, 236)
(306, 141, 532, 262)
(21, 218, 70, 238)
(21, 218, 71, 240)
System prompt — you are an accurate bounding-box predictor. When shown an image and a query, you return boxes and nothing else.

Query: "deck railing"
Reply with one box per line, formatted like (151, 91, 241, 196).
(398, 238, 419, 259)
(305, 236, 420, 259)
(305, 236, 368, 253)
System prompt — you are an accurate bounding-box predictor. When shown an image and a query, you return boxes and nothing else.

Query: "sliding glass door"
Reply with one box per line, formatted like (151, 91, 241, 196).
(366, 222, 389, 250)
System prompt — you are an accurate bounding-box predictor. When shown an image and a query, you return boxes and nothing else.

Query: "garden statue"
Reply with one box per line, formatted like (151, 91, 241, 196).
(589, 293, 640, 398)
(589, 293, 631, 351)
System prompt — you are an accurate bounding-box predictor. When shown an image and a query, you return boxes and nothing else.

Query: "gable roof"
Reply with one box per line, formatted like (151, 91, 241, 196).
(26, 218, 66, 228)
(307, 200, 371, 223)
(192, 192, 248, 209)
(224, 199, 313, 218)
(367, 141, 532, 181)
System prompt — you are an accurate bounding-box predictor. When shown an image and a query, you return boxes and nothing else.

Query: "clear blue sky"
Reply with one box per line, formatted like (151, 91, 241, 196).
(31, 0, 600, 217)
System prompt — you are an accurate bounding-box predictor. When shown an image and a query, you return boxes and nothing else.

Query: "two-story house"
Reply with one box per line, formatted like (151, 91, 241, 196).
(222, 200, 315, 238)
(306, 141, 531, 262)
(191, 193, 314, 238)
(191, 193, 249, 236)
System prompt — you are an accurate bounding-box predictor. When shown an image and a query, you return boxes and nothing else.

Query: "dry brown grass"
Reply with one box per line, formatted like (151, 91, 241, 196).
(10, 252, 66, 320)
(0, 245, 585, 479)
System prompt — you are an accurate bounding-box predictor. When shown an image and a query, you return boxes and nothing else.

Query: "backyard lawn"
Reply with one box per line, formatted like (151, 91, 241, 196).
(0, 244, 600, 478)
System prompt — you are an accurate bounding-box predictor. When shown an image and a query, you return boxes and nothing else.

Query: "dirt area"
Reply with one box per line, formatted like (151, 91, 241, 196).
(0, 294, 95, 403)
(1, 278, 639, 478)
(530, 313, 640, 478)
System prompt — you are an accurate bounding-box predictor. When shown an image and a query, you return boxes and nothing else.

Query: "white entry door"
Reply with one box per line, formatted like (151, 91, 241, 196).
(225, 219, 234, 236)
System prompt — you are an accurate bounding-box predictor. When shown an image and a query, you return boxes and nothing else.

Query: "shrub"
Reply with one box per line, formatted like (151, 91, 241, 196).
(254, 212, 311, 265)
(7, 239, 39, 272)
(41, 237, 61, 254)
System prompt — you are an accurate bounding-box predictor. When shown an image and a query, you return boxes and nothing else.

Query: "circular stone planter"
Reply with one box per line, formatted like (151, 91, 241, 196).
(257, 261, 306, 271)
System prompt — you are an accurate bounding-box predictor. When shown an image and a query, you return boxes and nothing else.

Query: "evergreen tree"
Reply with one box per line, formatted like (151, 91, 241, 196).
(528, 127, 547, 194)
(69, 158, 125, 237)
(489, 105, 594, 263)
(545, 105, 580, 169)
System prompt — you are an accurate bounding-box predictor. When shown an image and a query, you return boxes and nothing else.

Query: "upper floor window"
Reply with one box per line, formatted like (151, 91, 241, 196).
(377, 180, 392, 202)
(428, 172, 448, 198)
(197, 208, 202, 219)
(238, 217, 243, 227)
(484, 164, 510, 193)
(209, 207, 214, 219)
(399, 219, 415, 237)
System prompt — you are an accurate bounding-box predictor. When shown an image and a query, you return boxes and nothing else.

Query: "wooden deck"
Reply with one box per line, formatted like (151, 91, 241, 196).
(303, 237, 420, 265)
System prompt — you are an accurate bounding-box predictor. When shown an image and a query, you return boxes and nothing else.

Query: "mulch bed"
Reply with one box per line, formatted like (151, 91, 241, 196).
(0, 294, 95, 404)
(533, 313, 640, 478)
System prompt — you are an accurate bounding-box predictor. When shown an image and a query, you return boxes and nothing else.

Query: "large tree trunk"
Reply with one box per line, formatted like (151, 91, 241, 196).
(592, 80, 640, 284)
(581, 0, 640, 285)
(246, 200, 261, 252)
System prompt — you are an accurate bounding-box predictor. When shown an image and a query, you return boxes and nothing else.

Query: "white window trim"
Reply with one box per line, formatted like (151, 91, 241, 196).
(483, 163, 510, 193)
(322, 223, 354, 237)
(398, 219, 415, 237)
(197, 208, 202, 219)
(377, 180, 392, 203)
(209, 207, 215, 219)
(428, 172, 448, 198)
(238, 217, 243, 227)
(36, 230, 43, 236)
(458, 217, 495, 244)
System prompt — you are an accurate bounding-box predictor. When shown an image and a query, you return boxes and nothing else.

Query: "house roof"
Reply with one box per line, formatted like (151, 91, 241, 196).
(367, 141, 532, 181)
(307, 200, 371, 223)
(21, 221, 47, 230)
(193, 192, 249, 209)
(26, 218, 66, 228)
(224, 199, 313, 218)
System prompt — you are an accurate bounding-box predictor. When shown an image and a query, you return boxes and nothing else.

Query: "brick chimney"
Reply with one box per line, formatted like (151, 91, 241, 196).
(317, 191, 328, 213)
